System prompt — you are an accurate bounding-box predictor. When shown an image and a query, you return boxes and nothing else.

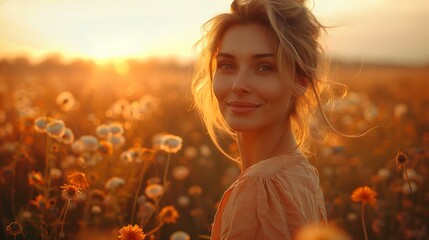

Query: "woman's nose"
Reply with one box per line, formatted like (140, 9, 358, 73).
(232, 69, 251, 95)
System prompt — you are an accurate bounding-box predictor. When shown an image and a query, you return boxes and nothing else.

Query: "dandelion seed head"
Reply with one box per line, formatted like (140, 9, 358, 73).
(61, 128, 75, 145)
(184, 146, 198, 159)
(144, 183, 164, 200)
(80, 135, 99, 152)
(158, 205, 179, 224)
(34, 116, 51, 133)
(105, 177, 125, 190)
(170, 231, 190, 240)
(89, 189, 106, 202)
(377, 168, 390, 181)
(118, 224, 146, 240)
(6, 221, 23, 236)
(96, 124, 111, 139)
(109, 122, 124, 136)
(200, 144, 211, 157)
(351, 186, 377, 206)
(160, 134, 183, 153)
(46, 119, 66, 139)
(109, 135, 125, 149)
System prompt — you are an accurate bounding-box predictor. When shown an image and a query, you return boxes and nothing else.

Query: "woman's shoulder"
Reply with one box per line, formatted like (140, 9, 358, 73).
(241, 150, 315, 180)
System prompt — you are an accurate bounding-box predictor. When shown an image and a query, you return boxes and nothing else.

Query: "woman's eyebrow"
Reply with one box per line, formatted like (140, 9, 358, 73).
(216, 53, 274, 59)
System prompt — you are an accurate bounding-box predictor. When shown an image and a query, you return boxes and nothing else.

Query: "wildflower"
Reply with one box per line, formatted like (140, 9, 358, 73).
(109, 122, 124, 136)
(160, 134, 183, 153)
(402, 181, 417, 194)
(395, 152, 408, 166)
(145, 183, 164, 200)
(28, 171, 44, 185)
(184, 146, 198, 159)
(89, 189, 106, 202)
(200, 144, 211, 157)
(351, 186, 377, 240)
(170, 231, 191, 240)
(105, 177, 125, 190)
(377, 168, 391, 181)
(61, 128, 75, 145)
(109, 135, 125, 149)
(158, 205, 179, 224)
(50, 168, 62, 180)
(91, 205, 102, 214)
(188, 185, 203, 196)
(34, 116, 51, 133)
(177, 195, 190, 207)
(56, 91, 76, 112)
(118, 224, 146, 240)
(96, 124, 111, 139)
(172, 166, 190, 181)
(67, 171, 89, 190)
(139, 148, 156, 163)
(98, 140, 113, 155)
(30, 194, 50, 210)
(46, 119, 66, 139)
(351, 186, 377, 206)
(6, 221, 23, 236)
(80, 135, 99, 152)
(61, 184, 81, 200)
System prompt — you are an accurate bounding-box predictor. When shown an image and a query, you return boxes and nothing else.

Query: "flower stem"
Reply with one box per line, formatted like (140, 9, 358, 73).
(403, 167, 413, 194)
(131, 160, 151, 224)
(145, 221, 165, 236)
(361, 203, 368, 240)
(162, 153, 171, 189)
(59, 199, 71, 238)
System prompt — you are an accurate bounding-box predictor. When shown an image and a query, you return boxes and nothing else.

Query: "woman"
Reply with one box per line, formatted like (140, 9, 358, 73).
(192, 0, 330, 239)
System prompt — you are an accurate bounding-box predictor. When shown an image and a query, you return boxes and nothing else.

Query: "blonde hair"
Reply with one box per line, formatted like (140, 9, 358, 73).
(192, 0, 334, 161)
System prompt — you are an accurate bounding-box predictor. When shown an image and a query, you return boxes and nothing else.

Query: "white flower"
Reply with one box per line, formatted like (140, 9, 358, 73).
(46, 119, 66, 139)
(34, 116, 50, 133)
(172, 166, 190, 181)
(160, 134, 183, 153)
(144, 183, 164, 200)
(95, 124, 111, 139)
(56, 91, 76, 112)
(61, 128, 74, 145)
(170, 231, 191, 240)
(105, 177, 125, 190)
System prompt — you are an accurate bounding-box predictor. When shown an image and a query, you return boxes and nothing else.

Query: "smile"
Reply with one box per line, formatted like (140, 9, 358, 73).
(227, 101, 261, 113)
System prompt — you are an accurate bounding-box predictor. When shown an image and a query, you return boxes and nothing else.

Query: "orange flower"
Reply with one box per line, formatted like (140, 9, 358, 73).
(30, 194, 50, 210)
(351, 186, 377, 206)
(118, 224, 146, 240)
(158, 205, 179, 224)
(61, 184, 81, 200)
(28, 171, 44, 185)
(67, 171, 89, 190)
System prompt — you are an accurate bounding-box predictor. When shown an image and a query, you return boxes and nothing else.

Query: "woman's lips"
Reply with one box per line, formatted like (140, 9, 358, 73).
(227, 101, 261, 113)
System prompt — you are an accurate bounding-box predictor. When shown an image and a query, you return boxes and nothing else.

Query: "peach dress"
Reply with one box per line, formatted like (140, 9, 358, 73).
(211, 150, 327, 240)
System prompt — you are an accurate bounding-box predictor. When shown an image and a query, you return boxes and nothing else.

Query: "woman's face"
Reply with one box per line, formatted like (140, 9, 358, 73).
(213, 23, 294, 133)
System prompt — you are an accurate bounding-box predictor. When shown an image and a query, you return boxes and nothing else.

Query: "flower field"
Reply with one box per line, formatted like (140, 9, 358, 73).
(0, 57, 428, 239)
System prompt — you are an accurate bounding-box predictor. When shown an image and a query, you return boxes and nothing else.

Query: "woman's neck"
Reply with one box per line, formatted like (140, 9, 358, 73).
(237, 122, 298, 171)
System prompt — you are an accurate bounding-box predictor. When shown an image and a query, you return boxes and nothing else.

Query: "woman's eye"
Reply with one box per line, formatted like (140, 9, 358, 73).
(218, 63, 234, 70)
(257, 64, 274, 72)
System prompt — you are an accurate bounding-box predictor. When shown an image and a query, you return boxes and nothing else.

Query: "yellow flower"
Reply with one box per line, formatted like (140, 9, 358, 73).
(67, 171, 89, 190)
(61, 184, 81, 201)
(158, 205, 179, 224)
(6, 221, 23, 236)
(118, 224, 146, 240)
(351, 186, 377, 206)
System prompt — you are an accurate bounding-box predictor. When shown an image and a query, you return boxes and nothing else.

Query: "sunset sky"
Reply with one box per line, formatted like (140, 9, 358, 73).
(0, 0, 428, 65)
